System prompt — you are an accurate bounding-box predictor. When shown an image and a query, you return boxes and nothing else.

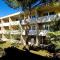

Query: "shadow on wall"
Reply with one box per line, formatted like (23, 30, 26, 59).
(0, 46, 59, 60)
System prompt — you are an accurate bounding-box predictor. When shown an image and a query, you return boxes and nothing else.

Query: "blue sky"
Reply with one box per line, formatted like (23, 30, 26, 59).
(0, 0, 22, 17)
(0, 0, 41, 17)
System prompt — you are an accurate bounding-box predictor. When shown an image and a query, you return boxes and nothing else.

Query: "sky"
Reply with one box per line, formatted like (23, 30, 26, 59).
(0, 0, 41, 17)
(0, 0, 22, 17)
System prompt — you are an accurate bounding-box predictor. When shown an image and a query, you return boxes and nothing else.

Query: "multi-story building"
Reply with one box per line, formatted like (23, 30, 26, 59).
(0, 1, 60, 46)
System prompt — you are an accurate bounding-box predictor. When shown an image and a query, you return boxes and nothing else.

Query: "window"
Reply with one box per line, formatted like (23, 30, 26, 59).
(32, 16, 36, 18)
(49, 12, 55, 15)
(31, 25, 36, 30)
(43, 24, 48, 30)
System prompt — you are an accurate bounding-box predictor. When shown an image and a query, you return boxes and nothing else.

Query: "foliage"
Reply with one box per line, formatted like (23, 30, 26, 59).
(4, 0, 20, 9)
(47, 31, 60, 51)
(4, 0, 37, 11)
(47, 31, 60, 42)
(49, 15, 60, 31)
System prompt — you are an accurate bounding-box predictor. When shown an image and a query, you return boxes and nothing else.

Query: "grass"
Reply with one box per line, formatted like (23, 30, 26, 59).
(0, 41, 12, 49)
(30, 50, 52, 57)
(0, 41, 52, 57)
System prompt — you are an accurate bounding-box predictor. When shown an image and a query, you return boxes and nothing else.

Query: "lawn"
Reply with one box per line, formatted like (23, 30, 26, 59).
(30, 50, 53, 57)
(0, 41, 12, 49)
(0, 41, 53, 57)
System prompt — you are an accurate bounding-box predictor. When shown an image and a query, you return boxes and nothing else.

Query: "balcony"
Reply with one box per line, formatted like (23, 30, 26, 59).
(39, 30, 48, 36)
(2, 30, 10, 34)
(2, 23, 10, 26)
(37, 15, 57, 23)
(21, 20, 27, 25)
(10, 30, 20, 34)
(28, 30, 37, 35)
(27, 15, 58, 24)
(28, 18, 36, 24)
(10, 21, 20, 25)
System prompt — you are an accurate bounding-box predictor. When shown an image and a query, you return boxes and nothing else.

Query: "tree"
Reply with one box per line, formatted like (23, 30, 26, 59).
(4, 0, 38, 48)
(4, 0, 37, 17)
(50, 15, 60, 31)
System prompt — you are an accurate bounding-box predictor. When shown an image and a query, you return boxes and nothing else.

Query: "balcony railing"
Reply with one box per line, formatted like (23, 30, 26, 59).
(37, 15, 57, 23)
(28, 18, 36, 24)
(27, 29, 49, 36)
(2, 30, 10, 34)
(10, 21, 20, 25)
(39, 30, 48, 36)
(10, 30, 20, 34)
(0, 24, 2, 27)
(28, 30, 37, 35)
(2, 22, 10, 26)
(26, 14, 58, 24)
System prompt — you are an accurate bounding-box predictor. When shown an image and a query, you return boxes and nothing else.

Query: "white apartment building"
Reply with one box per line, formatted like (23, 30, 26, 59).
(0, 4, 60, 45)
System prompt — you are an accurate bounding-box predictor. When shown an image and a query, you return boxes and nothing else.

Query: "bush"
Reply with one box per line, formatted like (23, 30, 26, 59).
(47, 31, 60, 52)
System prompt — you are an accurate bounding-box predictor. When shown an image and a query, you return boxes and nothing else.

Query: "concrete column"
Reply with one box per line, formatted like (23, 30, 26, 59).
(1, 19, 5, 41)
(35, 22, 39, 46)
(9, 17, 12, 42)
(35, 36, 39, 46)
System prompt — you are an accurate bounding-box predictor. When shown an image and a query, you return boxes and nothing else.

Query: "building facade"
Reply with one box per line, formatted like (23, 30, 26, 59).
(0, 2, 60, 46)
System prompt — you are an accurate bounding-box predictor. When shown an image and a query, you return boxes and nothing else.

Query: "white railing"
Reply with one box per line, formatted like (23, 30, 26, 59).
(10, 30, 20, 34)
(39, 30, 48, 36)
(28, 18, 36, 24)
(10, 21, 20, 25)
(37, 15, 57, 23)
(2, 30, 10, 34)
(28, 30, 37, 35)
(0, 24, 2, 27)
(26, 14, 57, 24)
(2, 22, 10, 26)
